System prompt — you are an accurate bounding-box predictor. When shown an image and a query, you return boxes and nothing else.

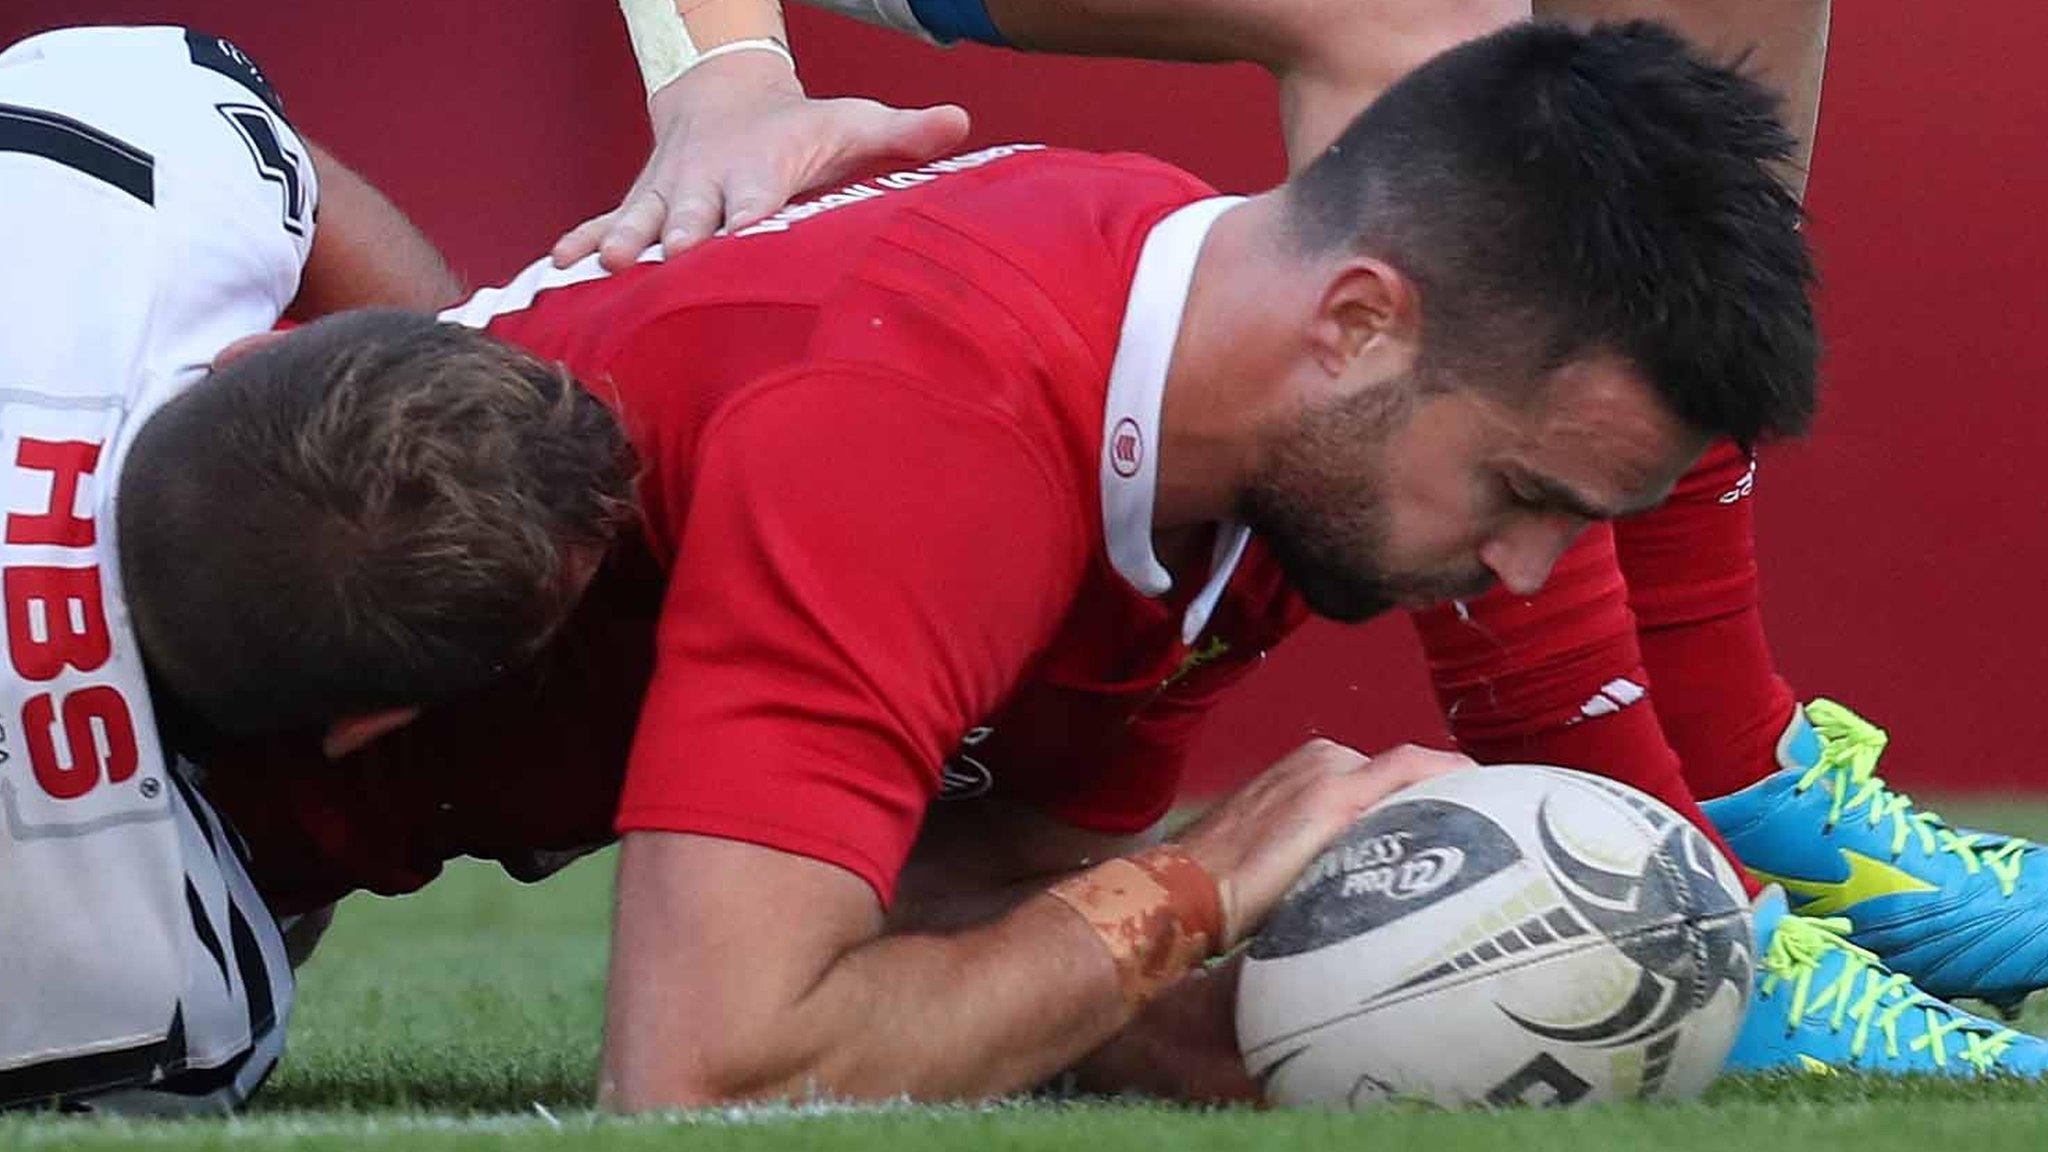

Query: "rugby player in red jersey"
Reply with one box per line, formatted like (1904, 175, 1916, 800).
(203, 23, 1821, 1105)
(605, 0, 2048, 1064)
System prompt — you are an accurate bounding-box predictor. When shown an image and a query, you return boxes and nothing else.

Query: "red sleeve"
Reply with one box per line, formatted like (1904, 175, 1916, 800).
(615, 368, 1089, 904)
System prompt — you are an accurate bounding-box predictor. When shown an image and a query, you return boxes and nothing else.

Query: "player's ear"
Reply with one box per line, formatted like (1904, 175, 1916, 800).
(212, 329, 290, 367)
(322, 707, 423, 760)
(1307, 256, 1420, 379)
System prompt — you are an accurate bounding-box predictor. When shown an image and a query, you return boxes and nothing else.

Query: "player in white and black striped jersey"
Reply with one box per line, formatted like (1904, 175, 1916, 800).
(0, 25, 322, 1113)
(0, 24, 609, 1112)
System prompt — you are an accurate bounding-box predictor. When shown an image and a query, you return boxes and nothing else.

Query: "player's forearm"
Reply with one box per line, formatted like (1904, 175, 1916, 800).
(1536, 0, 1828, 197)
(978, 0, 1528, 172)
(605, 888, 1133, 1107)
(979, 0, 1322, 69)
(1006, 0, 1827, 191)
(603, 827, 1239, 1109)
(768, 896, 1137, 1100)
(604, 742, 1432, 1109)
(987, 0, 1527, 74)
(287, 143, 463, 319)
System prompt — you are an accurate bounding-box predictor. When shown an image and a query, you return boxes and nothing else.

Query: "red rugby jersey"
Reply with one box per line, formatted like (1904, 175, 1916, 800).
(204, 146, 1310, 911)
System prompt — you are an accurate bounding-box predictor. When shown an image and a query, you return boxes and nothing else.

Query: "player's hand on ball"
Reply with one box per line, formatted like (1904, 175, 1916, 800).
(1176, 739, 1474, 946)
(551, 49, 970, 272)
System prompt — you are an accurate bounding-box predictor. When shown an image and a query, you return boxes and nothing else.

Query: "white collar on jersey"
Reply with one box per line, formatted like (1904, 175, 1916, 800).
(1100, 195, 1251, 646)
(437, 245, 661, 330)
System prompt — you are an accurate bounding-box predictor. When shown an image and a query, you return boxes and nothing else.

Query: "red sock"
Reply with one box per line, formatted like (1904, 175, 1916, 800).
(1409, 526, 1755, 892)
(1614, 441, 1798, 801)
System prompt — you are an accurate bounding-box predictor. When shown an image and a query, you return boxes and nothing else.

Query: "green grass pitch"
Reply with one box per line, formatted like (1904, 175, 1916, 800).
(10, 799, 2048, 1150)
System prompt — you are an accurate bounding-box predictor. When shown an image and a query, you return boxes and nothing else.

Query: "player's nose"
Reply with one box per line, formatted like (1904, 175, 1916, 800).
(1479, 517, 1586, 596)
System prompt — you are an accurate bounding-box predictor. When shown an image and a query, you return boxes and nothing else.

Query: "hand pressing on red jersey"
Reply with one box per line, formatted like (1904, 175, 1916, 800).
(600, 738, 1471, 1110)
(550, 48, 969, 272)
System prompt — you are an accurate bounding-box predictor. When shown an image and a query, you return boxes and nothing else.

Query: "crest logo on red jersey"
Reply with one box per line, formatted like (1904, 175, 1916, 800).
(1110, 417, 1143, 479)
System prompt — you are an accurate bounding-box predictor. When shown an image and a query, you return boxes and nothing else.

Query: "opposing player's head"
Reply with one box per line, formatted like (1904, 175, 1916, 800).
(1245, 20, 1816, 620)
(118, 310, 636, 744)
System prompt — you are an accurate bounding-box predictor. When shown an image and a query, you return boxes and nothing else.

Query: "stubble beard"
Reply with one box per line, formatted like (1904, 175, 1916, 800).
(1236, 387, 1409, 624)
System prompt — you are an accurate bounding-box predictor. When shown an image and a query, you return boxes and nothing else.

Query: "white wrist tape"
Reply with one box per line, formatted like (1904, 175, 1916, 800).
(691, 37, 796, 74)
(619, 0, 793, 97)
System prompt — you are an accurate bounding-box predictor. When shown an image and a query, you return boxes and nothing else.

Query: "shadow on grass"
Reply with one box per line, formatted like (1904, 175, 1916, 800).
(255, 1051, 598, 1114)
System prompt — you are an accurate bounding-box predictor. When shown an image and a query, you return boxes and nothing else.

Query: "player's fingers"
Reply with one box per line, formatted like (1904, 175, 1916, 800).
(551, 211, 618, 269)
(717, 170, 790, 234)
(597, 188, 675, 272)
(867, 103, 972, 162)
(1328, 745, 1467, 809)
(1275, 737, 1369, 783)
(810, 102, 971, 188)
(1376, 743, 1477, 777)
(656, 187, 726, 257)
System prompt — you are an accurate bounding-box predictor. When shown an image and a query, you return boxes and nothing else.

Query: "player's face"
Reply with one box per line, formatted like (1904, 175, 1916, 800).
(1241, 353, 1706, 621)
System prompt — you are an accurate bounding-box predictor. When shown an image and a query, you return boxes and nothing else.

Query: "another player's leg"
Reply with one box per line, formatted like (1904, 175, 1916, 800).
(1413, 508, 2048, 1075)
(1621, 443, 2048, 1015)
(1410, 525, 1748, 877)
(1609, 443, 1793, 800)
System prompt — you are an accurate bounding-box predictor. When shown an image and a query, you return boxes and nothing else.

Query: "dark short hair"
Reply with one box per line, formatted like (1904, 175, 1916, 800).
(1285, 20, 1818, 447)
(118, 310, 637, 736)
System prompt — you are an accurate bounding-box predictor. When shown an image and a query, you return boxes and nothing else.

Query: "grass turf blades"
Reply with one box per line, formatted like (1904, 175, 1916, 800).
(9, 799, 2048, 1149)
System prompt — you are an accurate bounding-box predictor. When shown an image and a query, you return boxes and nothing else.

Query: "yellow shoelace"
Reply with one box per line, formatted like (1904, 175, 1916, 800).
(1795, 699, 2028, 897)
(1762, 913, 2019, 1071)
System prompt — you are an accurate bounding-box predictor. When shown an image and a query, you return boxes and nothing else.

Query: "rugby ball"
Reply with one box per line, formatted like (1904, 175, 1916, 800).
(1237, 764, 1752, 1108)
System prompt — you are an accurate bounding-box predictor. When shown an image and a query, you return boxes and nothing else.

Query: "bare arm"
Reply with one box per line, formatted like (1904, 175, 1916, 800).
(601, 740, 1463, 1109)
(976, 0, 1528, 170)
(987, 0, 1523, 79)
(983, 0, 1825, 185)
(889, 798, 1258, 1103)
(287, 142, 463, 319)
(565, 0, 1820, 265)
(604, 832, 1127, 1106)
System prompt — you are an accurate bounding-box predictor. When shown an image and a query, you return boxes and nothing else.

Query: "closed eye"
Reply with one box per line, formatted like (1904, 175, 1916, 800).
(1499, 473, 1548, 512)
(1499, 470, 1616, 522)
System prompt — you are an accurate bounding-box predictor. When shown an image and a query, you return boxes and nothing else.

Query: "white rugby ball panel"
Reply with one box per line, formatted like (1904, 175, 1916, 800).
(1238, 764, 1752, 1108)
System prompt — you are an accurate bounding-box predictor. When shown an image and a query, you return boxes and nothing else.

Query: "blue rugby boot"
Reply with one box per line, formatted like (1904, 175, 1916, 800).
(1726, 888, 2048, 1076)
(1702, 699, 2048, 1012)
